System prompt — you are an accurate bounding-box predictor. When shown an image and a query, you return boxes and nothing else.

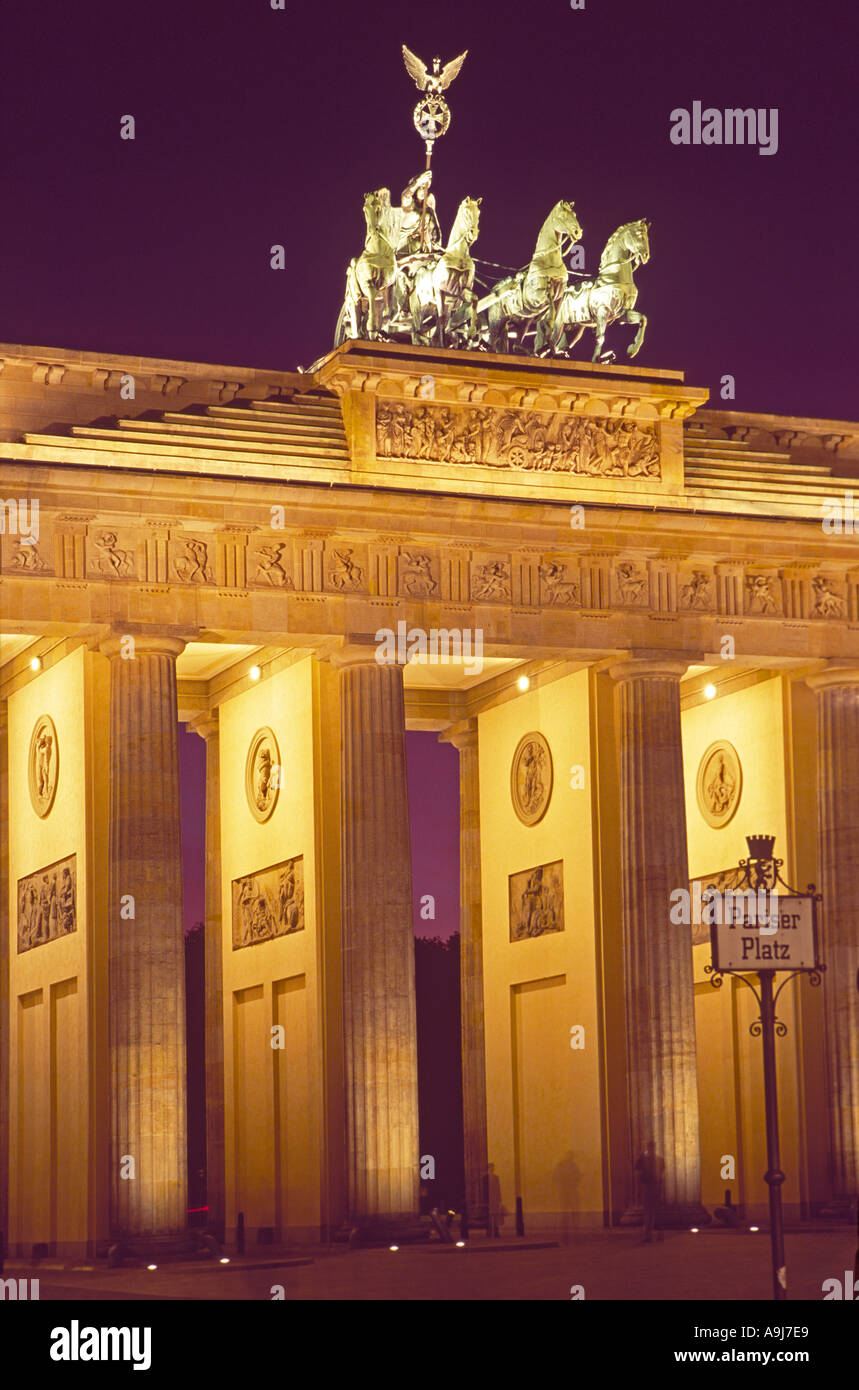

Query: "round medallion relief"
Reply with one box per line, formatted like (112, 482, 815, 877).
(696, 739, 742, 829)
(28, 714, 59, 818)
(245, 727, 281, 823)
(510, 732, 553, 826)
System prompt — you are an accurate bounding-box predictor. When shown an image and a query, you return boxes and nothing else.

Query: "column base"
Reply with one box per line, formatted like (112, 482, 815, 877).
(342, 1214, 428, 1248)
(105, 1231, 222, 1267)
(814, 1196, 857, 1222)
(618, 1202, 712, 1230)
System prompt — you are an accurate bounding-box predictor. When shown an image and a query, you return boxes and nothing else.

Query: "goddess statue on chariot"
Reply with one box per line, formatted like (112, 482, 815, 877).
(332, 44, 652, 364)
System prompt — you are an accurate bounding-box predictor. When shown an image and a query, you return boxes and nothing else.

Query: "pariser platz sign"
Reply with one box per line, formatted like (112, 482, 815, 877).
(709, 892, 819, 973)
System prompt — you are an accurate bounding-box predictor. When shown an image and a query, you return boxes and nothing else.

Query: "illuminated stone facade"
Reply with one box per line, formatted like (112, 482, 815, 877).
(0, 339, 857, 1252)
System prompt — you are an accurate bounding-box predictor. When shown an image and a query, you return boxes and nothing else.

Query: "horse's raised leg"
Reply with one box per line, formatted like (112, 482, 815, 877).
(486, 304, 504, 354)
(534, 307, 554, 356)
(562, 324, 585, 356)
(591, 309, 610, 362)
(625, 310, 647, 358)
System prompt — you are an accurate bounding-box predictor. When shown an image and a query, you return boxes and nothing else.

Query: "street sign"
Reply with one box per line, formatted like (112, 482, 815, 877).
(710, 892, 819, 973)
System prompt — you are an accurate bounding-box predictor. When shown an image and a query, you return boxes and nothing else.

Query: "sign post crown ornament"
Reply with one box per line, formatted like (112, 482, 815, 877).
(333, 45, 651, 362)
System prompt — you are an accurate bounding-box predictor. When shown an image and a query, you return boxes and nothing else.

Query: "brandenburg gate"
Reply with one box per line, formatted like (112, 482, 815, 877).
(1, 333, 857, 1255)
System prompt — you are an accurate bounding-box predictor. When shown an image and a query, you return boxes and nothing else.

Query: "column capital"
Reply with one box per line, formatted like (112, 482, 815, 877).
(329, 638, 389, 672)
(805, 663, 859, 693)
(188, 709, 219, 742)
(440, 717, 478, 752)
(609, 656, 690, 683)
(100, 633, 187, 661)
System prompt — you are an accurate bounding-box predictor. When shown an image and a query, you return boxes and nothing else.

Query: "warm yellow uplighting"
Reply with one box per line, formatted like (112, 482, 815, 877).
(219, 1257, 230, 1264)
(455, 1240, 465, 1248)
(517, 675, 530, 692)
(749, 1226, 759, 1232)
(690, 1227, 699, 1233)
(704, 684, 716, 699)
(30, 656, 42, 672)
(146, 1263, 157, 1270)
(249, 665, 261, 682)
(389, 1244, 399, 1252)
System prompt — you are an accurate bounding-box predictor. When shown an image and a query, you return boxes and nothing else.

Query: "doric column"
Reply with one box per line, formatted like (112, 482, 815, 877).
(610, 658, 706, 1222)
(806, 666, 859, 1202)
(0, 703, 9, 1250)
(332, 645, 419, 1220)
(442, 719, 488, 1214)
(100, 635, 188, 1245)
(190, 711, 225, 1242)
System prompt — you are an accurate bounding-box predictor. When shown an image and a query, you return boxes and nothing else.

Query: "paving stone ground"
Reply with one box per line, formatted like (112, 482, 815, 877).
(12, 1227, 857, 1302)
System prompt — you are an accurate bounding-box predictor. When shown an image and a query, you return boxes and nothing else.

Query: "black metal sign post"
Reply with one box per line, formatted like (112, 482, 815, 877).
(704, 835, 824, 1302)
(757, 969, 786, 1300)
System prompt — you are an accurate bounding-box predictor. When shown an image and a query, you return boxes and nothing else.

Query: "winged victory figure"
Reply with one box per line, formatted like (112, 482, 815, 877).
(402, 45, 468, 95)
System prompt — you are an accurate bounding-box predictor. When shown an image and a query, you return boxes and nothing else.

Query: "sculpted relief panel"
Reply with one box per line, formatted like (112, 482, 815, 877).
(509, 860, 564, 942)
(29, 715, 59, 818)
(245, 727, 281, 823)
(679, 569, 714, 610)
(696, 740, 743, 829)
(18, 854, 77, 952)
(232, 855, 305, 949)
(375, 401, 661, 478)
(811, 574, 845, 618)
(510, 732, 553, 826)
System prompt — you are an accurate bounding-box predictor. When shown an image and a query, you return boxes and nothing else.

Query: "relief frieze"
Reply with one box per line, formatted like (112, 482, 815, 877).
(679, 569, 714, 610)
(232, 855, 304, 949)
(252, 541, 293, 588)
(172, 537, 213, 583)
(745, 573, 781, 616)
(614, 561, 649, 606)
(471, 560, 511, 602)
(811, 575, 845, 618)
(18, 854, 77, 953)
(509, 860, 564, 942)
(326, 545, 366, 593)
(539, 561, 580, 606)
(90, 530, 136, 579)
(3, 512, 856, 631)
(375, 401, 661, 478)
(399, 551, 439, 597)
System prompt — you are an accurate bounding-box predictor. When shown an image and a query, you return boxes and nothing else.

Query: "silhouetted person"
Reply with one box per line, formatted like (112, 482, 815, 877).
(635, 1139, 664, 1243)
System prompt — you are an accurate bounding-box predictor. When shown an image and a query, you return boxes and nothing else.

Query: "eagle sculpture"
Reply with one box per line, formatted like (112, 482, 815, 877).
(402, 45, 468, 96)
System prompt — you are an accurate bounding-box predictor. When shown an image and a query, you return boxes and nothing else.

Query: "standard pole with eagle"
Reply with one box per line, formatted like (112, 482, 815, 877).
(402, 44, 468, 249)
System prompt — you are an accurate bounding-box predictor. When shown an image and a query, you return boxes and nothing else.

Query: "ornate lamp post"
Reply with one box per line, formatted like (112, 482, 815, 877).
(705, 835, 824, 1301)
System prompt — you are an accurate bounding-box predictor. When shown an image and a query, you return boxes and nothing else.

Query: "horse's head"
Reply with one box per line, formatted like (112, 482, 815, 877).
(553, 200, 583, 244)
(363, 187, 391, 229)
(452, 196, 482, 246)
(600, 219, 651, 272)
(626, 219, 650, 266)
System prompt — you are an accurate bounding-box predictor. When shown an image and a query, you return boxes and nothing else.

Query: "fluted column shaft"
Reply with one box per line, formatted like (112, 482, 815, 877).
(337, 652, 419, 1218)
(447, 722, 487, 1213)
(191, 712, 225, 1239)
(612, 660, 703, 1213)
(808, 669, 859, 1199)
(101, 636, 187, 1238)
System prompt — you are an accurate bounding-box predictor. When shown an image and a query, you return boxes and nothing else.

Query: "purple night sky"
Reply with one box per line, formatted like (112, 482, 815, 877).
(2, 0, 852, 934)
(1, 0, 852, 418)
